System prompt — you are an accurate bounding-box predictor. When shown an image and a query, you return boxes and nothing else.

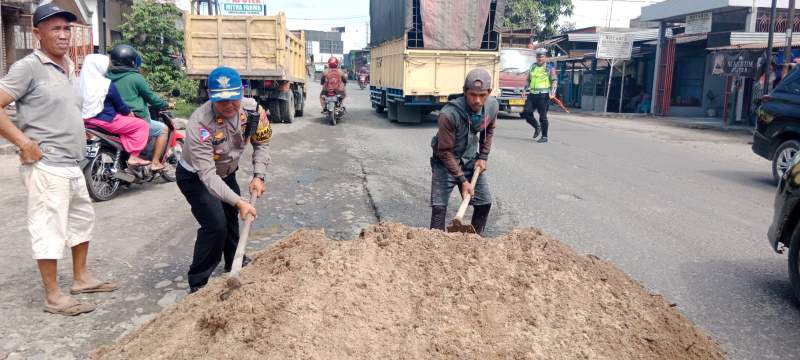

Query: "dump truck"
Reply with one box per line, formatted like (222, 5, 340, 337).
(498, 47, 538, 116)
(369, 0, 503, 123)
(184, 12, 306, 123)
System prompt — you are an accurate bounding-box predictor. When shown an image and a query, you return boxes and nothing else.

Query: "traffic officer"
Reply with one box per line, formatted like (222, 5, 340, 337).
(176, 66, 272, 293)
(429, 69, 497, 236)
(523, 48, 558, 143)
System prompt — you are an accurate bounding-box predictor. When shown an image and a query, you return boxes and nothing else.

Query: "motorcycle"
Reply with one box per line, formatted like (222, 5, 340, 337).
(358, 73, 369, 90)
(82, 109, 184, 202)
(323, 90, 345, 126)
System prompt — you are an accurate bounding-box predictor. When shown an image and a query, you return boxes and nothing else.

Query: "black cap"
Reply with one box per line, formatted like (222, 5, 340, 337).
(33, 3, 77, 27)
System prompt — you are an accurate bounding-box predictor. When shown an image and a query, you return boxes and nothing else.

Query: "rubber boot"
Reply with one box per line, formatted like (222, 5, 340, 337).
(471, 204, 492, 236)
(430, 205, 448, 231)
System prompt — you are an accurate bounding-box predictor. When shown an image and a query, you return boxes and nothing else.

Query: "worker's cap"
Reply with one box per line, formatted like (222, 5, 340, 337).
(463, 68, 493, 92)
(208, 66, 243, 102)
(33, 3, 77, 27)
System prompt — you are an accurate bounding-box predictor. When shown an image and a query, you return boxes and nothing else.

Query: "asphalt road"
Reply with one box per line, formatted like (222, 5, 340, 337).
(0, 81, 797, 359)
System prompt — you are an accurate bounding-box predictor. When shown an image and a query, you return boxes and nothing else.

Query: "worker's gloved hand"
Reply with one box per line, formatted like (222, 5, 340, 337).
(235, 199, 257, 220)
(460, 181, 475, 200)
(249, 177, 265, 198)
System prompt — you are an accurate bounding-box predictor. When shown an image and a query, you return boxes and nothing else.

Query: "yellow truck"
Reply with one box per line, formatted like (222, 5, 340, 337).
(184, 12, 306, 123)
(369, 0, 503, 123)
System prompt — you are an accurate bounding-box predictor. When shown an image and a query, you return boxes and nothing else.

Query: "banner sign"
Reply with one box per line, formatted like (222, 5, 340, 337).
(686, 12, 712, 35)
(219, 0, 266, 16)
(596, 33, 633, 60)
(711, 50, 761, 78)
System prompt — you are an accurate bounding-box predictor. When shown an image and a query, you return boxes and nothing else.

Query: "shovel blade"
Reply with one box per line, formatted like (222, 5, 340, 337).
(447, 219, 476, 233)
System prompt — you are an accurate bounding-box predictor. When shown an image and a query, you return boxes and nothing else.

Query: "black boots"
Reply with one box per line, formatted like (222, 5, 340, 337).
(471, 204, 491, 235)
(430, 205, 448, 231)
(537, 136, 548, 143)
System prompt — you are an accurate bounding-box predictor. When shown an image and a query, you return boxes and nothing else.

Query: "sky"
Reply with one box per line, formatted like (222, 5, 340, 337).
(174, 0, 665, 51)
(566, 0, 665, 29)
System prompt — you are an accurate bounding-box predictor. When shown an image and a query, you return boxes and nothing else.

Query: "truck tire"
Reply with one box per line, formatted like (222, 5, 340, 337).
(773, 140, 800, 184)
(294, 90, 304, 117)
(266, 100, 281, 124)
(387, 101, 398, 122)
(375, 93, 385, 113)
(788, 222, 800, 302)
(279, 92, 295, 124)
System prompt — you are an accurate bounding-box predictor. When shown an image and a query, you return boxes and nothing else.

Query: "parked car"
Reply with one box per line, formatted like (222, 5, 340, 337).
(752, 67, 800, 183)
(767, 158, 800, 302)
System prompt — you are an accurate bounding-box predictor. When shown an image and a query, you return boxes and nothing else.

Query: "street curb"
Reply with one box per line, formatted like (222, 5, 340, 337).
(554, 110, 754, 136)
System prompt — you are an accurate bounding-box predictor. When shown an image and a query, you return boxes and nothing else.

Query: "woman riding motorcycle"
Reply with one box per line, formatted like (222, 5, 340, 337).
(107, 44, 170, 171)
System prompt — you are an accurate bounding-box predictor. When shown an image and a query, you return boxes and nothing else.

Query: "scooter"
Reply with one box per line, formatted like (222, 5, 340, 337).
(358, 73, 369, 90)
(82, 109, 184, 202)
(323, 90, 345, 126)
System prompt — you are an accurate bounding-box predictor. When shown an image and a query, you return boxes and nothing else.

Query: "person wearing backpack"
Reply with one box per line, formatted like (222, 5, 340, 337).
(319, 57, 347, 110)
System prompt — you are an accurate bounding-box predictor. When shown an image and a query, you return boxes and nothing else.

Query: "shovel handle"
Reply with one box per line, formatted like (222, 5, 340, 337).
(454, 169, 481, 221)
(229, 195, 258, 279)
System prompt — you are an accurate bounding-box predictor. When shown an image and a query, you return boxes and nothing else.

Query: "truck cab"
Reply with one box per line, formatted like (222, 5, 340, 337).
(498, 48, 537, 116)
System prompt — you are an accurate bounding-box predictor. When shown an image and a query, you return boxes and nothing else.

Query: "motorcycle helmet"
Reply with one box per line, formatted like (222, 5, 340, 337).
(327, 56, 339, 69)
(110, 44, 142, 68)
(535, 48, 548, 58)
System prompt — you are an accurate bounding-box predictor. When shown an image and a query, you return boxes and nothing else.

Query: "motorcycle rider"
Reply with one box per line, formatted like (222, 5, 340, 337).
(107, 44, 170, 170)
(320, 56, 347, 110)
(522, 48, 557, 143)
(357, 65, 369, 88)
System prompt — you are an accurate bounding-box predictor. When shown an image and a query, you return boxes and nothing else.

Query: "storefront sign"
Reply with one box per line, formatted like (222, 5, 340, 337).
(685, 12, 712, 35)
(712, 50, 760, 78)
(219, 0, 266, 16)
(596, 33, 633, 60)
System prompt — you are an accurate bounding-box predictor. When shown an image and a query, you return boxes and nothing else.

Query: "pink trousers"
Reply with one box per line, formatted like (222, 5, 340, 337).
(85, 114, 149, 157)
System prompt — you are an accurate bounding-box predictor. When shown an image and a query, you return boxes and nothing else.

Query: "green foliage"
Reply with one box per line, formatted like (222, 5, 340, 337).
(118, 0, 198, 101)
(504, 0, 574, 40)
(173, 100, 199, 119)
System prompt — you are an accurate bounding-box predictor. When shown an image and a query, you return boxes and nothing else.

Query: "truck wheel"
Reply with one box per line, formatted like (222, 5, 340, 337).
(788, 222, 800, 302)
(266, 100, 281, 124)
(294, 91, 304, 117)
(280, 93, 295, 124)
(387, 102, 398, 122)
(376, 93, 385, 113)
(773, 140, 800, 184)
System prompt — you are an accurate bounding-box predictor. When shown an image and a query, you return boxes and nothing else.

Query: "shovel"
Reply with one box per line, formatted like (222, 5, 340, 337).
(224, 195, 258, 294)
(447, 169, 482, 233)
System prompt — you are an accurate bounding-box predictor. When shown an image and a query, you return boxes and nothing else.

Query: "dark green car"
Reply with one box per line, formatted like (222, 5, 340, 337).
(768, 161, 800, 301)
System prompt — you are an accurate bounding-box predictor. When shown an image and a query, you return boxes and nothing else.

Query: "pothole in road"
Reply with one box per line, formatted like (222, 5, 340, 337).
(556, 193, 583, 201)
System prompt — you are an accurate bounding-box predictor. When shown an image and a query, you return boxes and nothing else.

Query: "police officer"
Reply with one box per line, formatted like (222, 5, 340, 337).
(523, 48, 557, 143)
(429, 69, 497, 236)
(177, 67, 272, 293)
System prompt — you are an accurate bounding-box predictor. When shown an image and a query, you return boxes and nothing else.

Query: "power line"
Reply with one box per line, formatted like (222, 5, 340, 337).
(287, 15, 369, 20)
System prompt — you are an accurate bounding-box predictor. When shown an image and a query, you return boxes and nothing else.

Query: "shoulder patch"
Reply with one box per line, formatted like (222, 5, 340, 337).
(199, 128, 212, 142)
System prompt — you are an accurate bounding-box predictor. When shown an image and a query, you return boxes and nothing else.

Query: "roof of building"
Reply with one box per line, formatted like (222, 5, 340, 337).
(640, 0, 792, 22)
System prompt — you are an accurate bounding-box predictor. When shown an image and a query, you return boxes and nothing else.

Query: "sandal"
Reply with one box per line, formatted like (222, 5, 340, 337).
(43, 299, 95, 316)
(70, 281, 119, 295)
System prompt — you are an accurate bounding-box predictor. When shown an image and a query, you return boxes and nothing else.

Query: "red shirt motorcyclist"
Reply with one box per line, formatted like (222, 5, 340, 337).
(320, 57, 347, 109)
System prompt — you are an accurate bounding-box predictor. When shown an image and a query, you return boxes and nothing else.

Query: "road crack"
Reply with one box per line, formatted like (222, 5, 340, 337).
(358, 159, 382, 222)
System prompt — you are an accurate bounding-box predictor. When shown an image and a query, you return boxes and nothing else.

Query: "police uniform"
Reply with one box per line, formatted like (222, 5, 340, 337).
(523, 55, 557, 142)
(176, 67, 272, 291)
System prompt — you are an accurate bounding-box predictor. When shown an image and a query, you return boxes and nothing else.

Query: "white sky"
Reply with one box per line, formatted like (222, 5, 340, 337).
(566, 0, 665, 28)
(175, 0, 370, 52)
(173, 0, 665, 51)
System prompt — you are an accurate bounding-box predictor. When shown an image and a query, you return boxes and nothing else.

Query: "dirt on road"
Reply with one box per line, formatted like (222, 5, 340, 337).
(92, 223, 724, 360)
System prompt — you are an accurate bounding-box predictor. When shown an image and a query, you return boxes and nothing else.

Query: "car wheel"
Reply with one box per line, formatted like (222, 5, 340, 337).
(773, 140, 800, 184)
(789, 224, 800, 302)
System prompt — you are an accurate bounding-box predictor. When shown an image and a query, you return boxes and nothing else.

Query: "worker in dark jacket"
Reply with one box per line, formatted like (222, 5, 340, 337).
(429, 69, 497, 235)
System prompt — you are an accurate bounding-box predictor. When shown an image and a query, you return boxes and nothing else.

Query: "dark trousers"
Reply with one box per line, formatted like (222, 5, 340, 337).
(523, 93, 550, 137)
(176, 164, 241, 289)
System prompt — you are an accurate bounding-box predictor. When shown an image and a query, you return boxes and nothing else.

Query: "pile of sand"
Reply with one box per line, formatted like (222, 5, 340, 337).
(92, 223, 723, 359)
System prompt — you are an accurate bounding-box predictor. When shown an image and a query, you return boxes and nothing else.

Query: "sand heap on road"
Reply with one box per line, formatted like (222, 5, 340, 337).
(93, 223, 723, 360)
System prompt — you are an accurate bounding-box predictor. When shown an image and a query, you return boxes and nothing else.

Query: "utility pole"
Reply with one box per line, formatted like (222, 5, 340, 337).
(606, 0, 614, 27)
(765, 0, 778, 95)
(785, 0, 796, 75)
(98, 0, 107, 54)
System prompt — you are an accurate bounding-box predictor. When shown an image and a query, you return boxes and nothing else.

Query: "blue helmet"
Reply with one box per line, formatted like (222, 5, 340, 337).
(208, 66, 243, 102)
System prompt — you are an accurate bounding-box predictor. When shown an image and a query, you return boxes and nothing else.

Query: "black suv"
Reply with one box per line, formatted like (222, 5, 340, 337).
(753, 67, 800, 183)
(767, 160, 800, 301)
